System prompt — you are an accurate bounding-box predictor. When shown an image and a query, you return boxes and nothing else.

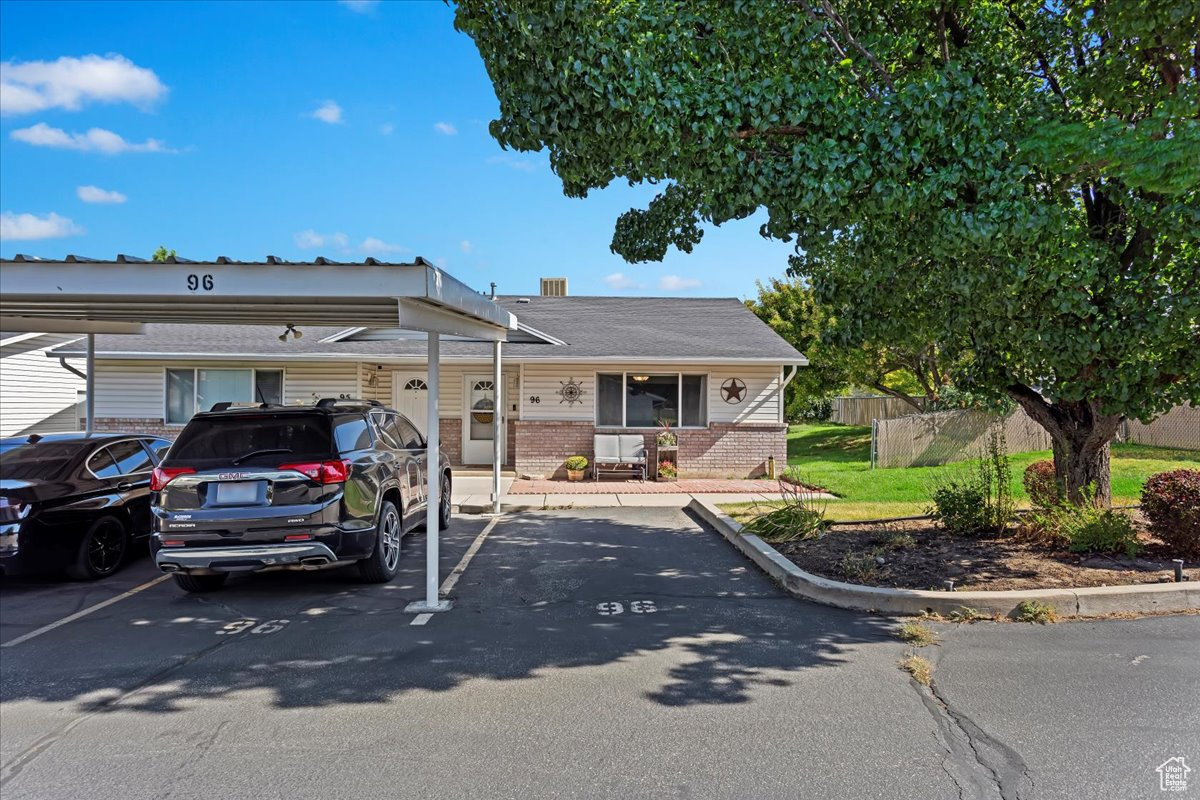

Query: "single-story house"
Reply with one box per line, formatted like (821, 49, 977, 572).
(50, 284, 807, 478)
(1, 331, 87, 437)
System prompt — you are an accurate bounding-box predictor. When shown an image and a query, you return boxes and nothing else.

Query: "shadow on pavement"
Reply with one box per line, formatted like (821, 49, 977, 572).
(1, 510, 896, 714)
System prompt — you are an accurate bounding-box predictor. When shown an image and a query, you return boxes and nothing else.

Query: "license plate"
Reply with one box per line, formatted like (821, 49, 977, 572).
(214, 481, 261, 505)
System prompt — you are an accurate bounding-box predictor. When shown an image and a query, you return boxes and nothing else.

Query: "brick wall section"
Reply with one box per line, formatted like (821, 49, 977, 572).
(94, 417, 179, 438)
(513, 420, 787, 479)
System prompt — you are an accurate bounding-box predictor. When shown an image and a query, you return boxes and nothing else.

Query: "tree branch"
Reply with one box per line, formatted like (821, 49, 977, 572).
(819, 0, 895, 90)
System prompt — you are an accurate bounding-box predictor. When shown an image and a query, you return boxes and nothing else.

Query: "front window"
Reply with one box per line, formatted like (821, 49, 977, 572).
(596, 373, 708, 428)
(165, 368, 284, 424)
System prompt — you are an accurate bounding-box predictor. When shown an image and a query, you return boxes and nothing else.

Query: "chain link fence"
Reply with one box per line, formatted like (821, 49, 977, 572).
(871, 404, 1199, 469)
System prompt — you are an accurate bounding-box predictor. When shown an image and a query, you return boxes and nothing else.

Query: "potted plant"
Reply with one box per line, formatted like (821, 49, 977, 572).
(656, 420, 677, 448)
(564, 455, 588, 481)
(657, 459, 678, 480)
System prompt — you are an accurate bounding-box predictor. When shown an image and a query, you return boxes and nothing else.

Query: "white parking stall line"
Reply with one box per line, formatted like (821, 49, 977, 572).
(409, 516, 501, 625)
(1, 574, 171, 649)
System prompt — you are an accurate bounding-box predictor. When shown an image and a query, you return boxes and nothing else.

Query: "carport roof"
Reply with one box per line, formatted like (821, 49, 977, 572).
(0, 254, 516, 341)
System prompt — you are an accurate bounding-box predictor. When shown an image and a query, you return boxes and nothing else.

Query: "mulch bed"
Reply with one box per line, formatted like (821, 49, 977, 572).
(767, 512, 1190, 591)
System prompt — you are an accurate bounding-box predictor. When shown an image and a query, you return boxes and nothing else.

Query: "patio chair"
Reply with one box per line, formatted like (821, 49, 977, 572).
(593, 434, 647, 482)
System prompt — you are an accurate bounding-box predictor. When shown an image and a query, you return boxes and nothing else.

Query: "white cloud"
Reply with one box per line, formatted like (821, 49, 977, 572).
(433, 121, 457, 136)
(338, 0, 380, 13)
(0, 211, 84, 241)
(604, 272, 644, 291)
(360, 237, 409, 256)
(459, 240, 473, 254)
(486, 153, 537, 172)
(11, 122, 172, 154)
(0, 54, 166, 115)
(295, 229, 349, 250)
(379, 122, 394, 135)
(659, 274, 702, 291)
(76, 185, 126, 204)
(309, 100, 343, 124)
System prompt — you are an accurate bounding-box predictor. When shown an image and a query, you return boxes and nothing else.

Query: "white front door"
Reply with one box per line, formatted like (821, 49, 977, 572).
(462, 375, 503, 465)
(392, 372, 429, 435)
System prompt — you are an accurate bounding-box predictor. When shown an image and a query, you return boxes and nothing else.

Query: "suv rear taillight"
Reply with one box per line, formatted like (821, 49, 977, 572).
(278, 460, 351, 484)
(151, 467, 196, 491)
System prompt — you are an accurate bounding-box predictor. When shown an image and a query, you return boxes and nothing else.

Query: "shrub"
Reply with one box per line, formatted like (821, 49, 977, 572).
(1025, 500, 1141, 557)
(792, 396, 833, 422)
(1141, 469, 1200, 556)
(948, 607, 992, 623)
(838, 550, 880, 582)
(1015, 600, 1057, 624)
(1022, 460, 1059, 508)
(741, 478, 828, 542)
(564, 455, 588, 471)
(927, 426, 1015, 535)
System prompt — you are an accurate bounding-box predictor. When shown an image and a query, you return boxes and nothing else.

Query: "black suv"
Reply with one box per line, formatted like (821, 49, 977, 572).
(151, 399, 451, 593)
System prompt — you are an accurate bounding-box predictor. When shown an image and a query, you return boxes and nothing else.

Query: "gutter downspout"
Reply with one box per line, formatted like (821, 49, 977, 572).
(777, 364, 799, 424)
(58, 357, 87, 380)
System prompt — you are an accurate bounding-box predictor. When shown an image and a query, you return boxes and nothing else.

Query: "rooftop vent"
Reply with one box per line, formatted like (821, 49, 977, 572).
(540, 277, 568, 297)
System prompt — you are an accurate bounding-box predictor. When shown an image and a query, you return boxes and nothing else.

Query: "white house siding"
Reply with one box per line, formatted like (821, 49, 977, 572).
(0, 334, 86, 436)
(91, 360, 358, 436)
(518, 362, 782, 426)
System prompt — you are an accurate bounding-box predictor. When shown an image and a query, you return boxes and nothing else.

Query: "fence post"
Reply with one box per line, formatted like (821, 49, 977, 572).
(870, 418, 878, 469)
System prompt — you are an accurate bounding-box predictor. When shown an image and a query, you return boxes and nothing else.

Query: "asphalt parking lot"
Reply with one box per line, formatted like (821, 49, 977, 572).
(1, 508, 1197, 800)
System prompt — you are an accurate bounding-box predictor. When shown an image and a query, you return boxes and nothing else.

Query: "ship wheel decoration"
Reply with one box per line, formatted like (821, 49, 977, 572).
(721, 378, 747, 404)
(556, 377, 584, 405)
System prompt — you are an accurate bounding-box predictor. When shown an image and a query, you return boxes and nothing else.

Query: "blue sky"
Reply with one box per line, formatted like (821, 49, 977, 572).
(0, 0, 793, 298)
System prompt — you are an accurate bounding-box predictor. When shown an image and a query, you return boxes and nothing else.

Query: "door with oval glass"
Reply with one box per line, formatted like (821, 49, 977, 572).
(462, 375, 503, 465)
(392, 372, 429, 435)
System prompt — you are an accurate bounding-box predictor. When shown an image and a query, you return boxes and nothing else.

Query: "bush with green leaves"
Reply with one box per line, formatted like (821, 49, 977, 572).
(741, 476, 828, 543)
(928, 427, 1014, 535)
(1027, 500, 1141, 557)
(1141, 469, 1200, 556)
(564, 455, 588, 471)
(1022, 460, 1059, 509)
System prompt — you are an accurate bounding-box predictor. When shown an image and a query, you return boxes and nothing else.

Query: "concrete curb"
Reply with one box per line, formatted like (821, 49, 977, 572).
(688, 498, 1200, 619)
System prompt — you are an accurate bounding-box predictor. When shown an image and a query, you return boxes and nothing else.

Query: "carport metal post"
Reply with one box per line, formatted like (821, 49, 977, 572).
(85, 333, 95, 434)
(492, 340, 502, 514)
(407, 331, 450, 614)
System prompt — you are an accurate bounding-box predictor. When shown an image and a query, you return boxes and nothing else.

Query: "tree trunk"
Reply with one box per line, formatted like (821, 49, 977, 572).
(1008, 386, 1122, 506)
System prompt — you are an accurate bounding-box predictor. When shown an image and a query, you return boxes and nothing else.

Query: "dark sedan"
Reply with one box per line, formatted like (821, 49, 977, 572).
(0, 432, 173, 579)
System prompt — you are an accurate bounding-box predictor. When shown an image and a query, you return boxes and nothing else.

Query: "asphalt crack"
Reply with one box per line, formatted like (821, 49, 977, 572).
(912, 676, 1034, 800)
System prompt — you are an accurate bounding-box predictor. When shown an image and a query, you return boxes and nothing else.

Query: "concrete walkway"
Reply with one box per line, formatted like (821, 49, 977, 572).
(450, 474, 828, 513)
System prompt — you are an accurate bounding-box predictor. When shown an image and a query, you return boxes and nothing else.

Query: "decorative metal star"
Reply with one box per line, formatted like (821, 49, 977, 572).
(721, 378, 746, 404)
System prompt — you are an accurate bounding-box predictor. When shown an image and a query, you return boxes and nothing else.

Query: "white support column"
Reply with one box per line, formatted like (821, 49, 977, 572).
(492, 339, 502, 514)
(85, 333, 95, 434)
(406, 331, 451, 614)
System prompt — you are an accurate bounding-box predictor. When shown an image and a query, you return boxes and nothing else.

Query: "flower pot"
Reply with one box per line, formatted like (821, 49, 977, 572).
(566, 469, 585, 482)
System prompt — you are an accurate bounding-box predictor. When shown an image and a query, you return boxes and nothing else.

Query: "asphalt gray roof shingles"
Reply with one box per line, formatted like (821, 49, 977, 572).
(50, 296, 806, 362)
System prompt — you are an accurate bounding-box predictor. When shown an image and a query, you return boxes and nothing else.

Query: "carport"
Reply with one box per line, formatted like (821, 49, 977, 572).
(0, 254, 516, 613)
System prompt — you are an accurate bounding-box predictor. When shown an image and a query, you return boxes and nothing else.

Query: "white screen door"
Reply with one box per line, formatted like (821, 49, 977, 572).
(392, 373, 429, 435)
(462, 375, 502, 464)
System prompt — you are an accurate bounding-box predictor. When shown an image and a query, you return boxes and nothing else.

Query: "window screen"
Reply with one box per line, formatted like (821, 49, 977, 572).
(596, 374, 623, 427)
(255, 370, 283, 405)
(681, 375, 708, 427)
(166, 369, 196, 424)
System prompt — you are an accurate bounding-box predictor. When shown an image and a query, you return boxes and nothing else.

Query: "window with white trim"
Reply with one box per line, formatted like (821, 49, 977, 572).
(596, 373, 708, 428)
(165, 368, 284, 424)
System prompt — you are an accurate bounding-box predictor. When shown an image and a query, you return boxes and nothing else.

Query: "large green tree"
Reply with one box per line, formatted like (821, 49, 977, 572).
(747, 277, 958, 413)
(456, 0, 1200, 503)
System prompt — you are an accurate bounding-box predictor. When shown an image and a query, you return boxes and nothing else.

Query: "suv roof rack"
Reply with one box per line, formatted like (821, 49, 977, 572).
(209, 402, 287, 412)
(315, 397, 384, 409)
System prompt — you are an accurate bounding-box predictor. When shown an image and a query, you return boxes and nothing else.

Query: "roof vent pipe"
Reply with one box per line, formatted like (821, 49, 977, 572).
(490, 282, 497, 299)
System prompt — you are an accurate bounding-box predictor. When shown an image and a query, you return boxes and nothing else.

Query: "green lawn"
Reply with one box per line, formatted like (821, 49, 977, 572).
(779, 422, 1199, 522)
